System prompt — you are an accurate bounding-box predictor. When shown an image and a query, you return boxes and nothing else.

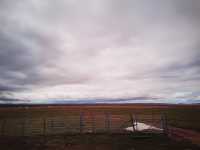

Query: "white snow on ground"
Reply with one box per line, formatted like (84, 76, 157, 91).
(125, 122, 163, 131)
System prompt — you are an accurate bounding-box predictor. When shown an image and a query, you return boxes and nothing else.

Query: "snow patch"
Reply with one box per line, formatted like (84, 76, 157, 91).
(125, 122, 163, 131)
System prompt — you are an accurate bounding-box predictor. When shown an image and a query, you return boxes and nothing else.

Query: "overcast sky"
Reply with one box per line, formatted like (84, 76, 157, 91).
(0, 0, 200, 103)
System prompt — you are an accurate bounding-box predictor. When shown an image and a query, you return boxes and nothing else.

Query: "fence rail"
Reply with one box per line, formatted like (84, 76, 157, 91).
(0, 113, 167, 137)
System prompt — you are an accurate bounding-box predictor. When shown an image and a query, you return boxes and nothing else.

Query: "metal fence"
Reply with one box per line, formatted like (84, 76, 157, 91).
(0, 113, 168, 137)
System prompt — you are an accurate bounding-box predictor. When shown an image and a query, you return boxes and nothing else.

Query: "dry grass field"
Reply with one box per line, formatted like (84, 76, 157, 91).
(0, 104, 200, 150)
(0, 104, 199, 131)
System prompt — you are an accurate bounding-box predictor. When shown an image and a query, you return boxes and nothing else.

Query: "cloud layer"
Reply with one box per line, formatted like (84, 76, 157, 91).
(0, 0, 200, 103)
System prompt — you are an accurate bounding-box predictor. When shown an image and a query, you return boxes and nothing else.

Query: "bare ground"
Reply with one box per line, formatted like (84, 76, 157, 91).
(168, 127, 200, 146)
(0, 134, 199, 150)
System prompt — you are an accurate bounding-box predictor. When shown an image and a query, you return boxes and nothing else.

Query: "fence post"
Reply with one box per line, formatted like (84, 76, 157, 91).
(135, 114, 138, 131)
(80, 112, 84, 133)
(152, 112, 154, 128)
(22, 118, 25, 136)
(105, 113, 111, 132)
(43, 118, 46, 136)
(1, 119, 6, 136)
(161, 114, 168, 134)
(92, 113, 95, 133)
(42, 117, 46, 146)
(130, 114, 136, 132)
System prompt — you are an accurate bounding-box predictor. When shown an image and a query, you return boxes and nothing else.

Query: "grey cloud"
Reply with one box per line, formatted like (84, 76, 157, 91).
(0, 84, 20, 92)
(0, 0, 200, 103)
(0, 97, 30, 103)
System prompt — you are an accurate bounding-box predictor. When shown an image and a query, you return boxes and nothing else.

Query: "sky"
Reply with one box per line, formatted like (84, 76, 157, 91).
(0, 0, 200, 104)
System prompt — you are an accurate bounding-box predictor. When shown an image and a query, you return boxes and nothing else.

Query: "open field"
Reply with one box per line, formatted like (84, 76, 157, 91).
(0, 104, 200, 149)
(0, 104, 200, 131)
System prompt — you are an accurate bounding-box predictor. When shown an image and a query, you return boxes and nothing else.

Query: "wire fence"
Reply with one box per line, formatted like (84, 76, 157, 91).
(0, 113, 168, 137)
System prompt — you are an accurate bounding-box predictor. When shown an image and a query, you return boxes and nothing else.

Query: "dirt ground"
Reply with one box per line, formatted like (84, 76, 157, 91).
(169, 127, 200, 146)
(0, 134, 199, 150)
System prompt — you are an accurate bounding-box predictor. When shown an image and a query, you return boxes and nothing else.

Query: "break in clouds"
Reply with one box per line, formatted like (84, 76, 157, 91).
(0, 0, 200, 103)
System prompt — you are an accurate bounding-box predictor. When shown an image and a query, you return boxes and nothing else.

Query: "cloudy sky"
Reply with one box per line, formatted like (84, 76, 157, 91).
(0, 0, 200, 104)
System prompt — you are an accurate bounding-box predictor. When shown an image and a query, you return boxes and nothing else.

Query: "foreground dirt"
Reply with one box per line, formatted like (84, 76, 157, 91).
(0, 134, 199, 150)
(168, 127, 200, 146)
